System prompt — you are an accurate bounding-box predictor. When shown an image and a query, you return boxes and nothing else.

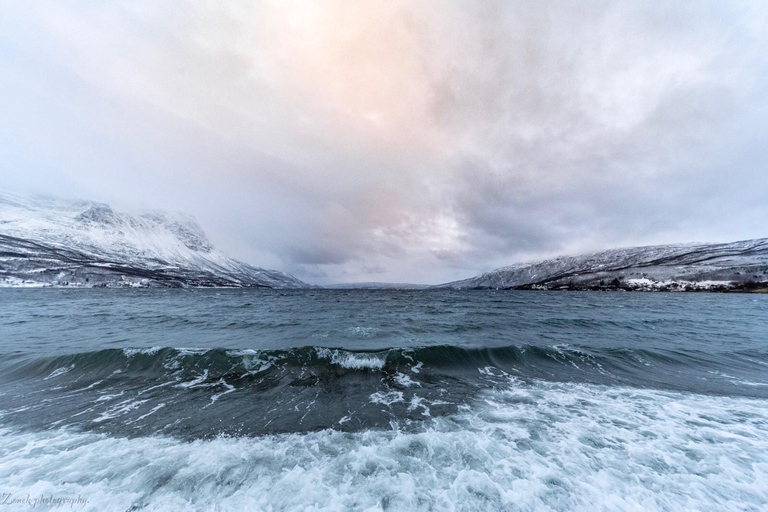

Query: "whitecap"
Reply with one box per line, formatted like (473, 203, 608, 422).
(122, 347, 162, 357)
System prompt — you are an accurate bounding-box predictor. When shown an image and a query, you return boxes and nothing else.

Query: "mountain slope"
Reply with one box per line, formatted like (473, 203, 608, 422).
(439, 239, 768, 292)
(0, 192, 308, 288)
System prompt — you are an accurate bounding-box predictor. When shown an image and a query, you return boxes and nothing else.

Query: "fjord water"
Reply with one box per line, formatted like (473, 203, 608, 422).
(0, 289, 766, 510)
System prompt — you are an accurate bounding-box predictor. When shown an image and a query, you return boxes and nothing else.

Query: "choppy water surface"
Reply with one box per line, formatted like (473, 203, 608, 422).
(0, 289, 766, 510)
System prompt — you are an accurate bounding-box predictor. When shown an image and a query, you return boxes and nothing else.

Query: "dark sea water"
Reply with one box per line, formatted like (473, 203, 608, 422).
(0, 289, 766, 510)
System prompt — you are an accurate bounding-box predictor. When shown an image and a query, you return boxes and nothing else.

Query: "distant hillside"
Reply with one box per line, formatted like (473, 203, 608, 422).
(438, 239, 768, 292)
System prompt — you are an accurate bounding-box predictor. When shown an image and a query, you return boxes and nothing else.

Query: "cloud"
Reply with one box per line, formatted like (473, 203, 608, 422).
(1, 0, 767, 284)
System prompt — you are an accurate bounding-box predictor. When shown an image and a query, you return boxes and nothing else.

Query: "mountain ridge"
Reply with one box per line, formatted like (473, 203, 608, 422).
(437, 238, 768, 292)
(0, 191, 308, 288)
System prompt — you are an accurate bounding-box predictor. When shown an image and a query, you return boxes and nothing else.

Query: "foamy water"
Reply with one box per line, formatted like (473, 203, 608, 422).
(1, 382, 766, 511)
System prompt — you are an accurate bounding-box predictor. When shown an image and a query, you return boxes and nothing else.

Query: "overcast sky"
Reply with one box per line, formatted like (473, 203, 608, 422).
(1, 1, 767, 284)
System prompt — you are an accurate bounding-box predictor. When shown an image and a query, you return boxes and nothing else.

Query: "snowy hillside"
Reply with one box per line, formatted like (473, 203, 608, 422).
(0, 191, 308, 288)
(439, 239, 768, 292)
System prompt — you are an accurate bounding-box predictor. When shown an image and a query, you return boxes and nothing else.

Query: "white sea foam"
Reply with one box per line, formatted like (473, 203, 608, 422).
(710, 371, 768, 388)
(137, 380, 178, 395)
(207, 379, 236, 405)
(224, 349, 258, 356)
(394, 372, 420, 388)
(345, 326, 380, 338)
(129, 403, 166, 424)
(162, 348, 209, 370)
(176, 348, 209, 356)
(94, 392, 124, 403)
(369, 390, 405, 406)
(316, 347, 386, 370)
(407, 395, 431, 417)
(176, 370, 209, 389)
(80, 380, 103, 391)
(122, 347, 163, 357)
(43, 365, 74, 380)
(237, 351, 278, 374)
(1, 382, 767, 511)
(92, 399, 148, 423)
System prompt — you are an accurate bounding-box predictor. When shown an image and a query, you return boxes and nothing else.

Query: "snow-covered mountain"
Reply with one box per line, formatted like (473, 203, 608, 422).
(0, 191, 308, 288)
(439, 239, 768, 292)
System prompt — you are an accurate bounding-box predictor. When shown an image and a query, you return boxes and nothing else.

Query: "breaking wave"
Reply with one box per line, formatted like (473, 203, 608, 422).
(1, 343, 767, 439)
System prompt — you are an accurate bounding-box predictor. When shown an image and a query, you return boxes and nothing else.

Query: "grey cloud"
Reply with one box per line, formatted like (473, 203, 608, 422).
(1, 1, 767, 284)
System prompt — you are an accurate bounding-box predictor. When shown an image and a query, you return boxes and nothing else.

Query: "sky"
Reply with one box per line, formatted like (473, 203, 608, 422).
(1, 1, 768, 285)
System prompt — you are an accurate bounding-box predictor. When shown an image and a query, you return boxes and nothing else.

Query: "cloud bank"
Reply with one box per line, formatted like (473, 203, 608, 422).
(2, 1, 767, 284)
